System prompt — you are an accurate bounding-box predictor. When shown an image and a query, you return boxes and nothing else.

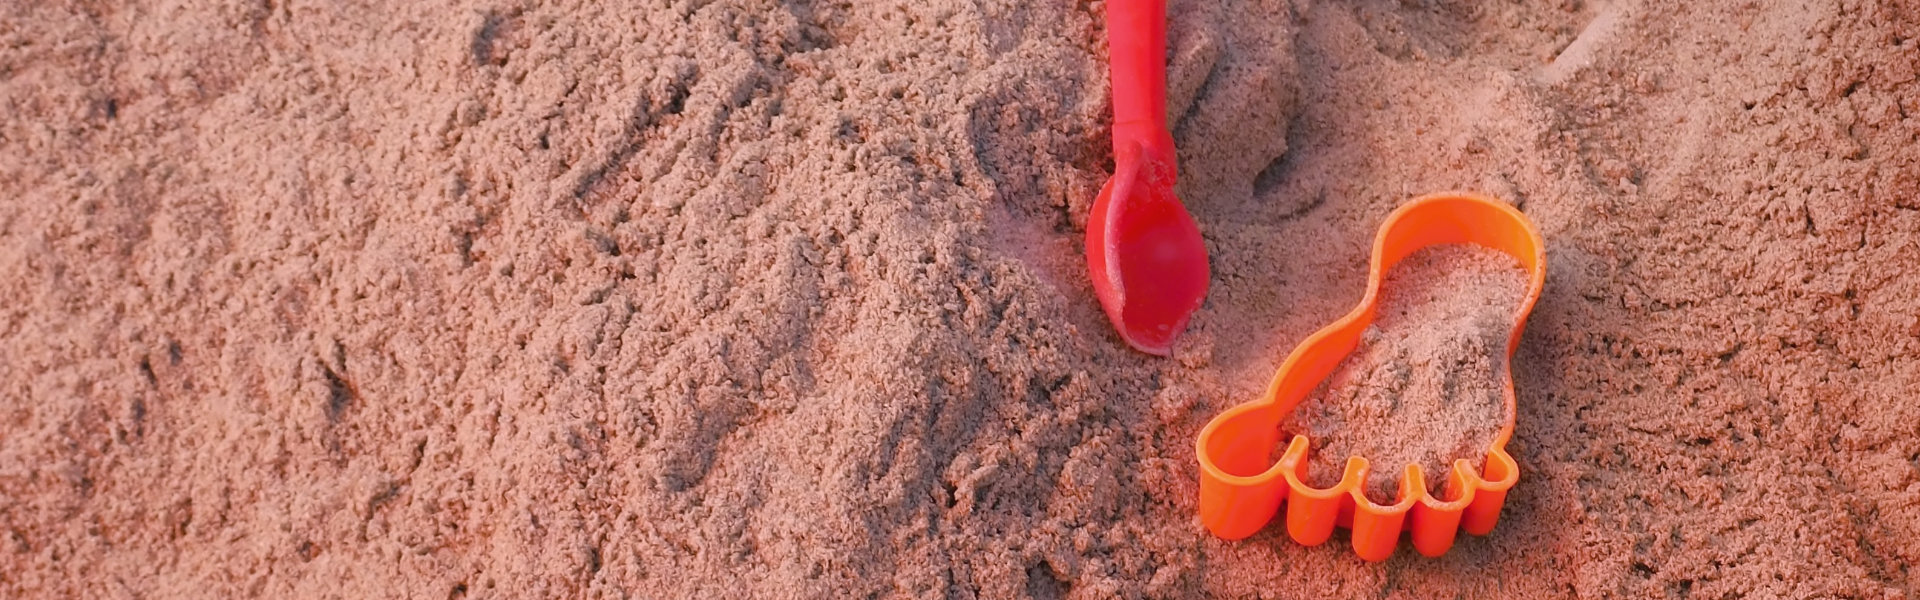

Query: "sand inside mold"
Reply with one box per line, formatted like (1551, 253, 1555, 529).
(1285, 244, 1526, 504)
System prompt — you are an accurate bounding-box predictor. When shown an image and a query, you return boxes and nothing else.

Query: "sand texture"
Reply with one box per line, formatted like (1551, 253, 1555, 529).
(1289, 244, 1525, 503)
(4, 0, 1919, 597)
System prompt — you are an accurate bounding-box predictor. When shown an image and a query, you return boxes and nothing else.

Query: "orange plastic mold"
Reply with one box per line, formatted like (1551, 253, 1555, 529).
(1194, 192, 1545, 561)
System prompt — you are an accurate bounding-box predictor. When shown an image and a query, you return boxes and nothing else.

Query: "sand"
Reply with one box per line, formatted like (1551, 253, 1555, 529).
(1289, 244, 1526, 504)
(3, 0, 1918, 598)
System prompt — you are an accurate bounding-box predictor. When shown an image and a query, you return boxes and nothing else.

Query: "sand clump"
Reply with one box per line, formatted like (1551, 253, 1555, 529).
(1287, 244, 1525, 503)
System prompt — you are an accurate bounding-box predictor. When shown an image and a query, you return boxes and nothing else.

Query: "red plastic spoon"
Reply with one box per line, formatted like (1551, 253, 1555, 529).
(1086, 0, 1210, 356)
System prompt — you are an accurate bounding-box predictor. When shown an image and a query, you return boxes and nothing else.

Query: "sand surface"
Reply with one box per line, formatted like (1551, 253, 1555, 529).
(1289, 244, 1525, 503)
(3, 0, 1919, 598)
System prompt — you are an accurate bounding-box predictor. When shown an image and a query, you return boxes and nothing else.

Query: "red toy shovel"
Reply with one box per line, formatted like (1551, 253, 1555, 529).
(1087, 0, 1210, 356)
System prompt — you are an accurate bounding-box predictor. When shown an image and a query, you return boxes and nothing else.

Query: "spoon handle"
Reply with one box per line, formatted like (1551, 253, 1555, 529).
(1106, 0, 1177, 177)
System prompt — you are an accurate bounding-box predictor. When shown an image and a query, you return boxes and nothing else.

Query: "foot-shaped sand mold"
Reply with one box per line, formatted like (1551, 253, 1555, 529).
(1195, 192, 1545, 561)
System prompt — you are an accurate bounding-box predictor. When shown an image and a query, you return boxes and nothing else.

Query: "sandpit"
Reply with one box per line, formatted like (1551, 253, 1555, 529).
(3, 0, 1918, 597)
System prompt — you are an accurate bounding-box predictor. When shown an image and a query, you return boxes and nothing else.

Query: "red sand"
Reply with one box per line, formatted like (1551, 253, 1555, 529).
(1289, 244, 1525, 504)
(4, 0, 1919, 597)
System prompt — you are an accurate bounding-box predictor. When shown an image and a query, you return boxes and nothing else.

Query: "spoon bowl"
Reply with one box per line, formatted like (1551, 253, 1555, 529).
(1086, 148, 1210, 355)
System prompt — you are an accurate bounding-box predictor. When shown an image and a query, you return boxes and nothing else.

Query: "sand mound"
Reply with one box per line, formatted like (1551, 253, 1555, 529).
(3, 0, 1918, 597)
